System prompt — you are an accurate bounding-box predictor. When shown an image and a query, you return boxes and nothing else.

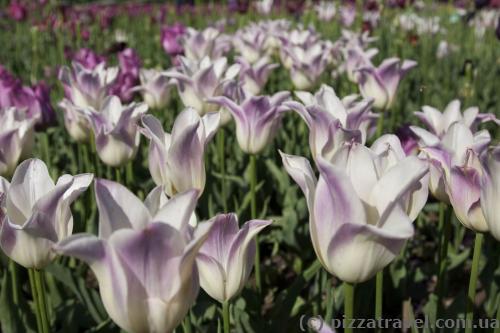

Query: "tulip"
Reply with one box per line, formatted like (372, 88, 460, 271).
(421, 122, 490, 231)
(238, 57, 279, 96)
(165, 57, 240, 117)
(140, 108, 219, 197)
(315, 2, 336, 22)
(81, 96, 148, 167)
(356, 58, 417, 110)
(209, 91, 290, 154)
(412, 99, 499, 144)
(110, 48, 142, 103)
(72, 48, 106, 70)
(58, 62, 118, 142)
(280, 143, 428, 283)
(182, 27, 231, 62)
(196, 213, 271, 303)
(285, 85, 375, 160)
(59, 62, 118, 110)
(33, 81, 57, 129)
(132, 69, 172, 109)
(233, 26, 271, 64)
(55, 179, 211, 333)
(0, 107, 36, 177)
(255, 0, 273, 15)
(281, 43, 331, 90)
(343, 46, 378, 83)
(0, 158, 92, 269)
(161, 23, 186, 58)
(340, 5, 356, 27)
(481, 147, 500, 240)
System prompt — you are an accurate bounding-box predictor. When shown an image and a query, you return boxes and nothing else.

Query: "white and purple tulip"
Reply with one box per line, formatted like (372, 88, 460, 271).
(140, 108, 219, 198)
(209, 91, 290, 154)
(0, 107, 36, 177)
(81, 96, 148, 167)
(285, 85, 376, 160)
(0, 159, 92, 269)
(356, 58, 417, 110)
(197, 213, 271, 303)
(55, 179, 211, 333)
(280, 142, 428, 283)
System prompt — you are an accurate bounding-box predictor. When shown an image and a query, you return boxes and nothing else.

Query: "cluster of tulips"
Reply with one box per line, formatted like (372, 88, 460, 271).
(0, 11, 499, 333)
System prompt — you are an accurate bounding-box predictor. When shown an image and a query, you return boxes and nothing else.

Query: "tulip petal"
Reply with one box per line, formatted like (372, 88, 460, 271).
(481, 148, 500, 240)
(6, 159, 55, 226)
(95, 179, 152, 238)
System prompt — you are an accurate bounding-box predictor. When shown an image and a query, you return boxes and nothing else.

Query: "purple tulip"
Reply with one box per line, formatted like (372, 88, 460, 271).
(197, 213, 271, 302)
(412, 99, 499, 143)
(340, 5, 356, 27)
(280, 142, 428, 283)
(0, 159, 92, 269)
(8, 1, 27, 21)
(133, 69, 172, 109)
(315, 2, 336, 21)
(58, 62, 118, 142)
(161, 23, 186, 58)
(181, 27, 231, 61)
(140, 109, 219, 198)
(81, 96, 148, 167)
(55, 179, 212, 333)
(209, 91, 290, 154)
(165, 57, 240, 116)
(72, 48, 106, 70)
(0, 107, 36, 177)
(356, 58, 417, 110)
(285, 85, 375, 160)
(238, 57, 279, 95)
(481, 147, 500, 240)
(110, 48, 141, 103)
(281, 42, 332, 90)
(233, 26, 271, 64)
(343, 46, 378, 83)
(33, 81, 57, 129)
(421, 122, 491, 230)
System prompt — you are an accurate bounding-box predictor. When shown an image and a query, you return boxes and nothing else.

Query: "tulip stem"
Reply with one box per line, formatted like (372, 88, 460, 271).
(9, 260, 19, 305)
(217, 129, 227, 212)
(325, 275, 334, 323)
(465, 232, 483, 333)
(344, 282, 355, 333)
(375, 270, 383, 332)
(436, 203, 451, 318)
(249, 154, 261, 292)
(222, 300, 230, 333)
(115, 168, 122, 184)
(28, 269, 43, 332)
(30, 269, 50, 333)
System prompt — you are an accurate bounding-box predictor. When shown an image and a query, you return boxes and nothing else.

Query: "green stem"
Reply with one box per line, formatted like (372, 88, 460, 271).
(183, 312, 192, 333)
(222, 300, 230, 333)
(115, 168, 122, 184)
(436, 203, 451, 318)
(325, 275, 334, 323)
(375, 270, 383, 332)
(344, 282, 355, 333)
(249, 154, 261, 292)
(126, 162, 134, 188)
(217, 129, 227, 212)
(465, 233, 484, 333)
(31, 269, 50, 333)
(28, 269, 43, 333)
(9, 260, 19, 305)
